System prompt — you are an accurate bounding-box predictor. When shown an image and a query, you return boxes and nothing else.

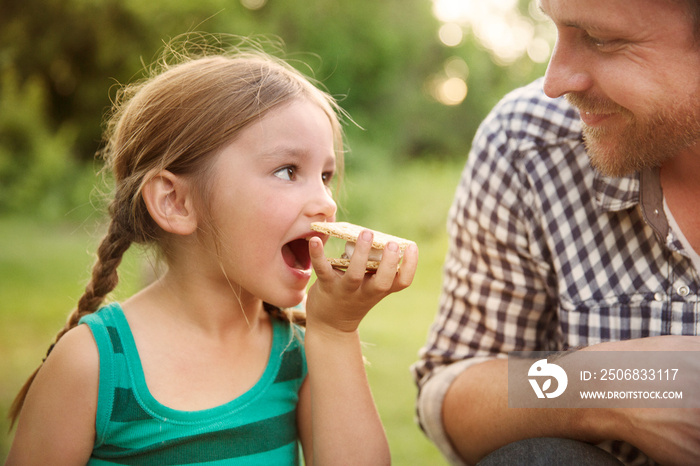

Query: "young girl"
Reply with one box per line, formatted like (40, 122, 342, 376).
(6, 39, 418, 465)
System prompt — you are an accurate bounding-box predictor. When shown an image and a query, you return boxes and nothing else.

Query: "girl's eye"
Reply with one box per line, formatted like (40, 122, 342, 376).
(322, 171, 335, 185)
(274, 166, 296, 181)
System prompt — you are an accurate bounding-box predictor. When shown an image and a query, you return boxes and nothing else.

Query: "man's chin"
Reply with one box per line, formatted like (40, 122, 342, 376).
(582, 125, 662, 178)
(583, 134, 637, 177)
(588, 154, 639, 178)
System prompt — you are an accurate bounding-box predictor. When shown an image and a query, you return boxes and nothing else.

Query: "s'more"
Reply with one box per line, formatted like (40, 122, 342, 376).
(310, 221, 415, 271)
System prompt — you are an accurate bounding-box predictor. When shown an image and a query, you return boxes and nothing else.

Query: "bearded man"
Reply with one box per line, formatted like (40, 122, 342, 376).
(413, 0, 700, 464)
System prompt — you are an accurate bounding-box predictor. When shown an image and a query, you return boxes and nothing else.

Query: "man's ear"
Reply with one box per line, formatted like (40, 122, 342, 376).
(141, 170, 198, 236)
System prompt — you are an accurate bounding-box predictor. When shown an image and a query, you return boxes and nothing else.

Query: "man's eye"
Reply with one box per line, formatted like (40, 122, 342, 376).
(585, 33, 606, 47)
(274, 166, 296, 181)
(584, 33, 623, 51)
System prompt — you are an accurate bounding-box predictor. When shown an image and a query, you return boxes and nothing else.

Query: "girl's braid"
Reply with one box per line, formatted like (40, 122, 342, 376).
(75, 215, 133, 320)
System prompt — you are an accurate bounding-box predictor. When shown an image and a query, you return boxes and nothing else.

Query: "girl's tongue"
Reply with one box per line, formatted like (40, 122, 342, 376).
(282, 239, 312, 270)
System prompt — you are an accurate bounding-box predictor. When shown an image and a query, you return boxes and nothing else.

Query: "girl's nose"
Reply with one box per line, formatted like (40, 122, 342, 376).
(307, 183, 337, 221)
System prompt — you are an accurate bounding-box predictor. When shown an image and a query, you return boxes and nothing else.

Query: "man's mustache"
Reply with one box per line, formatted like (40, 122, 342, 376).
(566, 93, 628, 116)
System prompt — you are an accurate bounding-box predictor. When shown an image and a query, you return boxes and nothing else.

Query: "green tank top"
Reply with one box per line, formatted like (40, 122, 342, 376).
(80, 302, 307, 465)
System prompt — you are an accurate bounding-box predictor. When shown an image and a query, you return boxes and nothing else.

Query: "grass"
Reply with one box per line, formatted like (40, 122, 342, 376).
(0, 157, 464, 464)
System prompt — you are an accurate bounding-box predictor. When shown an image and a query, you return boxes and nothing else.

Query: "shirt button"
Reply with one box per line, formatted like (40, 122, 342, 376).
(677, 285, 690, 297)
(654, 292, 664, 302)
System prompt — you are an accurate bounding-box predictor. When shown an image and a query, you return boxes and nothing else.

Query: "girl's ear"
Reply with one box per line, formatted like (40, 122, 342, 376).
(141, 170, 198, 236)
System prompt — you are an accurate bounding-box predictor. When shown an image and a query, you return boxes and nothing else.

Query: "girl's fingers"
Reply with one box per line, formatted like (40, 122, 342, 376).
(394, 243, 419, 289)
(373, 241, 402, 290)
(343, 230, 374, 285)
(310, 229, 419, 294)
(309, 236, 333, 279)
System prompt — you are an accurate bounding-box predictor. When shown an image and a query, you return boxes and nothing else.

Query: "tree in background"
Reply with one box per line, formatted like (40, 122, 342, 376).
(0, 0, 549, 215)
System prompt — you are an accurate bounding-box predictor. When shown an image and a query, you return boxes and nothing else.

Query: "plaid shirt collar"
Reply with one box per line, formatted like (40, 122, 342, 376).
(593, 171, 638, 212)
(594, 167, 670, 246)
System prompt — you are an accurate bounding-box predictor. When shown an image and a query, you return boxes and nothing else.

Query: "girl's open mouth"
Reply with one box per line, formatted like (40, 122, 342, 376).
(282, 238, 312, 271)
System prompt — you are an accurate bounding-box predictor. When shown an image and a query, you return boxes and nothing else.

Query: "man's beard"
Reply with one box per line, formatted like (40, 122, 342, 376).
(566, 93, 700, 178)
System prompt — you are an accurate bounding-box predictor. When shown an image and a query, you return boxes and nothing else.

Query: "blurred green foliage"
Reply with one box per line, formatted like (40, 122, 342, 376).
(0, 69, 96, 219)
(0, 0, 547, 219)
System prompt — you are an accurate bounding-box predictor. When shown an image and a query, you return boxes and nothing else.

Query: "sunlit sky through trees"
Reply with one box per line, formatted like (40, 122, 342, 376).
(237, 0, 554, 107)
(430, 0, 554, 105)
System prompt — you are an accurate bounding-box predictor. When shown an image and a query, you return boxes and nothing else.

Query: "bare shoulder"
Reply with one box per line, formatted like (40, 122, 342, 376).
(31, 323, 101, 395)
(47, 323, 100, 374)
(6, 324, 99, 464)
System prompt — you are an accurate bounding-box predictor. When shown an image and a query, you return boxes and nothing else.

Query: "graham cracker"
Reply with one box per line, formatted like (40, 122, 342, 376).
(310, 222, 414, 252)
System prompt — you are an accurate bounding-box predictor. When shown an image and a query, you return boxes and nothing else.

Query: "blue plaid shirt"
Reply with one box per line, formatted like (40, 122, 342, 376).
(412, 79, 699, 464)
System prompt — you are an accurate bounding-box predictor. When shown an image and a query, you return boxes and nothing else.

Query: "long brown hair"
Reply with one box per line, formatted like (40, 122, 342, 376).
(9, 34, 345, 426)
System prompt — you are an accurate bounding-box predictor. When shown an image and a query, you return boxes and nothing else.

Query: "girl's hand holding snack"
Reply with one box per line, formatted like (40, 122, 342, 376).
(306, 226, 418, 334)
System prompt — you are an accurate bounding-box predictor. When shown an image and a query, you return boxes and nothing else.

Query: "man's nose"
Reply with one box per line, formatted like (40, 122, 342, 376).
(543, 34, 593, 98)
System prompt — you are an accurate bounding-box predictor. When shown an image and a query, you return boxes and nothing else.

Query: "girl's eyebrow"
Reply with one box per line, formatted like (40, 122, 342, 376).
(259, 146, 306, 161)
(259, 147, 336, 168)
